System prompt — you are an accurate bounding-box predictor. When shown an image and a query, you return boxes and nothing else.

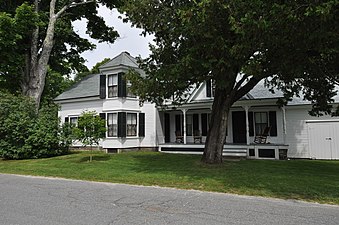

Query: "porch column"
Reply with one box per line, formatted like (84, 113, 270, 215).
(245, 106, 250, 145)
(182, 109, 187, 144)
(243, 106, 250, 145)
(282, 106, 287, 144)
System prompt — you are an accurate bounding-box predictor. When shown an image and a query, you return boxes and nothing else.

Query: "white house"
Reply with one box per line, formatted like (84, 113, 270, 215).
(55, 52, 339, 160)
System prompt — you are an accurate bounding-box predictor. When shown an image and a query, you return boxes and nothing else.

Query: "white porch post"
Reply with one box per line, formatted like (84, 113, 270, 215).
(282, 106, 287, 144)
(182, 109, 187, 144)
(243, 106, 250, 145)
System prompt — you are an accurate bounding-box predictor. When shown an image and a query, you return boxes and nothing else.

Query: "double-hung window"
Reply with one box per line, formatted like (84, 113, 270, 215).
(108, 74, 118, 98)
(107, 113, 118, 137)
(186, 114, 193, 136)
(69, 116, 78, 126)
(126, 113, 137, 136)
(254, 112, 268, 135)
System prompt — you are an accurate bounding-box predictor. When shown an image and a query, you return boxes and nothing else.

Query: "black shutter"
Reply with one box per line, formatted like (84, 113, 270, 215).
(118, 73, 126, 97)
(193, 114, 199, 132)
(206, 80, 212, 97)
(269, 111, 277, 136)
(99, 113, 106, 121)
(249, 112, 254, 136)
(64, 117, 69, 123)
(100, 74, 106, 99)
(201, 113, 208, 136)
(118, 112, 126, 137)
(175, 114, 181, 133)
(139, 113, 145, 137)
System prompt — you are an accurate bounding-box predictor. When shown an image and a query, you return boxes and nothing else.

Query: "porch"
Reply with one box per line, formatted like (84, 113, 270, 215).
(159, 143, 289, 160)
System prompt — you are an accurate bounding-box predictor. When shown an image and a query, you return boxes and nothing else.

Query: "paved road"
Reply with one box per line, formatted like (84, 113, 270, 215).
(0, 174, 338, 225)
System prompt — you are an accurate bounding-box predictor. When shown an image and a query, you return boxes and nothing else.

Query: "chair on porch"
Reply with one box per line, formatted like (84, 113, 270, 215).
(193, 130, 202, 143)
(254, 126, 271, 144)
(175, 130, 184, 143)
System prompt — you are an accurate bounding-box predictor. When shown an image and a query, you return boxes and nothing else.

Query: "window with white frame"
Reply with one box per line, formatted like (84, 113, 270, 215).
(107, 113, 118, 137)
(108, 74, 118, 97)
(69, 116, 78, 126)
(186, 114, 193, 136)
(126, 113, 137, 136)
(254, 112, 268, 135)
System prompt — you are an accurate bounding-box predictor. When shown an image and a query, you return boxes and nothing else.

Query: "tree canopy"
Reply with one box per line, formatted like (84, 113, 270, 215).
(122, 0, 339, 163)
(0, 0, 121, 107)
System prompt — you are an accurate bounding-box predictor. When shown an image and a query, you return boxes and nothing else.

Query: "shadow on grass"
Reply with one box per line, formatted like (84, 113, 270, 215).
(125, 153, 339, 203)
(78, 155, 111, 163)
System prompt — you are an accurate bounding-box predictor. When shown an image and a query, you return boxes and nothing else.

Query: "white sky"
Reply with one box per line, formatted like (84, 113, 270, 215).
(72, 6, 153, 69)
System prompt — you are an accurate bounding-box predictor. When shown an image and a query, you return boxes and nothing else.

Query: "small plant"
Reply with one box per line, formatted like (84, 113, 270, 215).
(72, 111, 106, 162)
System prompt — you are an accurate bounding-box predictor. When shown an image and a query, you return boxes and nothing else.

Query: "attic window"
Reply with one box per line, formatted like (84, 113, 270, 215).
(206, 79, 215, 97)
(108, 74, 118, 97)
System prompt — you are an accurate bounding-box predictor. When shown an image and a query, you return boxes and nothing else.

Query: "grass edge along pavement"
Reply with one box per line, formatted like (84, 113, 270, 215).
(0, 151, 338, 205)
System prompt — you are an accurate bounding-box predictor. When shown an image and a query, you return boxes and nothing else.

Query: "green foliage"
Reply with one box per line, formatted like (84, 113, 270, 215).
(0, 92, 71, 159)
(91, 57, 111, 73)
(0, 0, 121, 94)
(73, 111, 106, 148)
(122, 0, 339, 115)
(0, 91, 37, 159)
(73, 58, 111, 83)
(41, 69, 73, 104)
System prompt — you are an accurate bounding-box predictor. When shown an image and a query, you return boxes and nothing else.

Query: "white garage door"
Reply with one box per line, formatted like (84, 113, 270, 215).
(307, 121, 339, 160)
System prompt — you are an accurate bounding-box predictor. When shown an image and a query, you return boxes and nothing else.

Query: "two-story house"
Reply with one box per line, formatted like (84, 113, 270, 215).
(55, 52, 339, 160)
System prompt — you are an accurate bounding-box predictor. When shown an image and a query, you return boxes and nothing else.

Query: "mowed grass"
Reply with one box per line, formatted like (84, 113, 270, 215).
(0, 151, 339, 205)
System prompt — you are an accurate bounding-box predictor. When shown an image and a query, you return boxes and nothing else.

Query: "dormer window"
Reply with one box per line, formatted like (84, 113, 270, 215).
(108, 74, 118, 98)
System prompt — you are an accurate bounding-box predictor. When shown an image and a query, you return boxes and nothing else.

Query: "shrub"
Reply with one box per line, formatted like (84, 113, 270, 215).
(0, 92, 70, 159)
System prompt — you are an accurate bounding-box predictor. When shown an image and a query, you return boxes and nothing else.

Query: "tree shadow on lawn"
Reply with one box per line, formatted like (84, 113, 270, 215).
(77, 155, 111, 163)
(127, 153, 339, 203)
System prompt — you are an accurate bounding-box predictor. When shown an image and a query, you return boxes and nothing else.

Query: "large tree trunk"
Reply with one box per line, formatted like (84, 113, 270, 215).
(21, 0, 91, 108)
(201, 70, 263, 163)
(201, 86, 233, 164)
(21, 0, 58, 108)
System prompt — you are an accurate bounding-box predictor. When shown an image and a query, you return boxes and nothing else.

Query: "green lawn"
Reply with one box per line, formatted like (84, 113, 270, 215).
(1, 151, 339, 205)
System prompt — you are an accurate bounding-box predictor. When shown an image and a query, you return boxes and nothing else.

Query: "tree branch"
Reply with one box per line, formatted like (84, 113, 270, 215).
(55, 0, 96, 19)
(232, 76, 263, 103)
(233, 74, 249, 91)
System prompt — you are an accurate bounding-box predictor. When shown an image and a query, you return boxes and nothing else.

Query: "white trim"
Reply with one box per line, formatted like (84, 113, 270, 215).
(55, 96, 100, 103)
(306, 119, 339, 123)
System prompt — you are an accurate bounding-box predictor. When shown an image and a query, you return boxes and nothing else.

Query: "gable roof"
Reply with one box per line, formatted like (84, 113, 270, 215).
(99, 51, 139, 70)
(55, 52, 141, 102)
(55, 74, 100, 101)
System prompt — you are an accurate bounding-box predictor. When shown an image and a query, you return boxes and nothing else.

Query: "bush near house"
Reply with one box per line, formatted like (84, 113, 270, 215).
(0, 92, 70, 159)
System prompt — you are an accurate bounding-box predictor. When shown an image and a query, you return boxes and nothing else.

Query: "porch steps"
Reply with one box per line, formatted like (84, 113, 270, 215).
(222, 149, 247, 157)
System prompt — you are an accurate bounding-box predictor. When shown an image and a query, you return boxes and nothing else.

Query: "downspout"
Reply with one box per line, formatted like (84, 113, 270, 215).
(282, 106, 287, 145)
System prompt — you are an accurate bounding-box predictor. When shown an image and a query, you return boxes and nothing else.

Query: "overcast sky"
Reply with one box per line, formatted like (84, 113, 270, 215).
(72, 6, 153, 69)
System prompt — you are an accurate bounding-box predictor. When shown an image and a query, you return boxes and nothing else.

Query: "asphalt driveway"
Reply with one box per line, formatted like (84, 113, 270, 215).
(0, 174, 338, 225)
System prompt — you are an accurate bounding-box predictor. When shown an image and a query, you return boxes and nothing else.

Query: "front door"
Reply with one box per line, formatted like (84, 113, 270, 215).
(232, 111, 247, 143)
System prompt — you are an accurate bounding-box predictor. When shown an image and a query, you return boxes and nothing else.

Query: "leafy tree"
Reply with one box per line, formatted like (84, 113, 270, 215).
(41, 69, 73, 104)
(0, 92, 70, 159)
(73, 111, 106, 162)
(91, 57, 111, 73)
(122, 0, 339, 163)
(73, 57, 111, 82)
(0, 0, 122, 108)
